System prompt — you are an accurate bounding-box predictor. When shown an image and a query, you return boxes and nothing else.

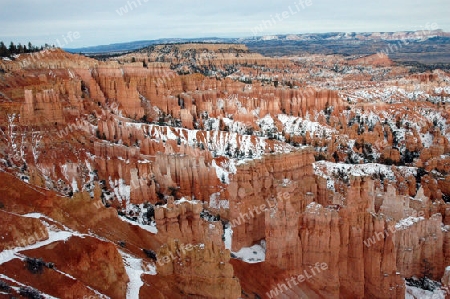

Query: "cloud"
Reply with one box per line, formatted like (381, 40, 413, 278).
(0, 0, 448, 47)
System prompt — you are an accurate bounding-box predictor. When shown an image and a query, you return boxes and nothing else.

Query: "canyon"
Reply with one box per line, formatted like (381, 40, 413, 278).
(0, 43, 449, 298)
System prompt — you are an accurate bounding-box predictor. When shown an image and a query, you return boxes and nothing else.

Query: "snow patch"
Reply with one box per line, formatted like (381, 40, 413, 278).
(395, 216, 425, 230)
(71, 178, 78, 193)
(232, 241, 266, 263)
(209, 192, 230, 209)
(313, 161, 417, 183)
(119, 216, 158, 234)
(212, 159, 230, 184)
(121, 251, 156, 299)
(0, 229, 73, 266)
(421, 132, 434, 148)
(405, 285, 446, 299)
(224, 224, 233, 250)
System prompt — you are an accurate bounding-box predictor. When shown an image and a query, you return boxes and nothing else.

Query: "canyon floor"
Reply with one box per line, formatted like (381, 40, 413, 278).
(0, 42, 450, 299)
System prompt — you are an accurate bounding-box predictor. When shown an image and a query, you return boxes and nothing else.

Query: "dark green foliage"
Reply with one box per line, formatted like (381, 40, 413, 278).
(403, 149, 419, 164)
(25, 257, 45, 274)
(405, 259, 438, 292)
(442, 194, 450, 203)
(315, 153, 326, 161)
(333, 151, 340, 162)
(200, 209, 220, 222)
(245, 126, 254, 135)
(415, 167, 427, 190)
(19, 286, 43, 299)
(0, 41, 42, 57)
(0, 280, 11, 293)
(143, 249, 157, 261)
(145, 204, 155, 221)
(168, 186, 178, 197)
(221, 174, 226, 184)
(383, 158, 394, 166)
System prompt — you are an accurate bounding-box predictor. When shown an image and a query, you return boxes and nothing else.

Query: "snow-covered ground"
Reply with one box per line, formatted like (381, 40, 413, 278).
(211, 159, 236, 184)
(224, 224, 232, 250)
(0, 274, 60, 299)
(421, 132, 434, 148)
(121, 251, 156, 299)
(395, 216, 425, 230)
(119, 215, 158, 234)
(0, 229, 73, 266)
(209, 192, 230, 209)
(110, 178, 131, 204)
(314, 161, 417, 190)
(0, 211, 160, 298)
(232, 240, 266, 263)
(0, 215, 111, 298)
(351, 86, 430, 103)
(405, 285, 446, 299)
(278, 113, 335, 139)
(129, 123, 272, 158)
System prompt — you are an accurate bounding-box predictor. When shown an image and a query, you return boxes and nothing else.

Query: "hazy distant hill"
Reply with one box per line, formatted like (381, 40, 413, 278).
(65, 37, 236, 54)
(66, 31, 450, 64)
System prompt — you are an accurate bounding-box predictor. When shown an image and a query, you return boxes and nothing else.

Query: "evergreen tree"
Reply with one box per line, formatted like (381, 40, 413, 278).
(0, 42, 7, 57)
(0, 41, 43, 56)
(8, 42, 16, 54)
(18, 43, 24, 54)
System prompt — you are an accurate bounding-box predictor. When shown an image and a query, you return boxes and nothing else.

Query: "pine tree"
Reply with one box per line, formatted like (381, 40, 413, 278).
(0, 42, 7, 57)
(8, 42, 16, 54)
(18, 43, 24, 54)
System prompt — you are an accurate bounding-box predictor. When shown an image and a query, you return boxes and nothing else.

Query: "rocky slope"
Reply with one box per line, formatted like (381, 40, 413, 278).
(0, 43, 450, 298)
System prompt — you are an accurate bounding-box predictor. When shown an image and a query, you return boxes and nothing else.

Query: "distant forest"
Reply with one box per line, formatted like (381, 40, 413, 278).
(0, 41, 46, 57)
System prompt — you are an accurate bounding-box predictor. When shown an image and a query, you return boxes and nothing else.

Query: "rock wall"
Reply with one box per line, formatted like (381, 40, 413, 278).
(155, 197, 224, 247)
(227, 150, 316, 250)
(157, 239, 241, 299)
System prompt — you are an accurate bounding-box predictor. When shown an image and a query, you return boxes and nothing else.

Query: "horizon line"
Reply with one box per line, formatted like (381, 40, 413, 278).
(61, 28, 449, 50)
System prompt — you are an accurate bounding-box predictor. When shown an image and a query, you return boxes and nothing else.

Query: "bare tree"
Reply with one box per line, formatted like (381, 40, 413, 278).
(0, 114, 42, 167)
(0, 114, 23, 164)
(31, 129, 42, 163)
(420, 258, 434, 288)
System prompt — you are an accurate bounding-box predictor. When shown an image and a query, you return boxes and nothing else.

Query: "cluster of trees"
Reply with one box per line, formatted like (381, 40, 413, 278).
(25, 257, 54, 274)
(0, 280, 11, 293)
(19, 286, 43, 299)
(0, 279, 43, 298)
(0, 41, 45, 57)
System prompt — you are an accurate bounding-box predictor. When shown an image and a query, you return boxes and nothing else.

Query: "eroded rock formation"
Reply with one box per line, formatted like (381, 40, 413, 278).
(1, 43, 450, 298)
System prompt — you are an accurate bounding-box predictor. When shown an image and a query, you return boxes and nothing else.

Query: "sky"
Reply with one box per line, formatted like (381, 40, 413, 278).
(0, 0, 449, 48)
